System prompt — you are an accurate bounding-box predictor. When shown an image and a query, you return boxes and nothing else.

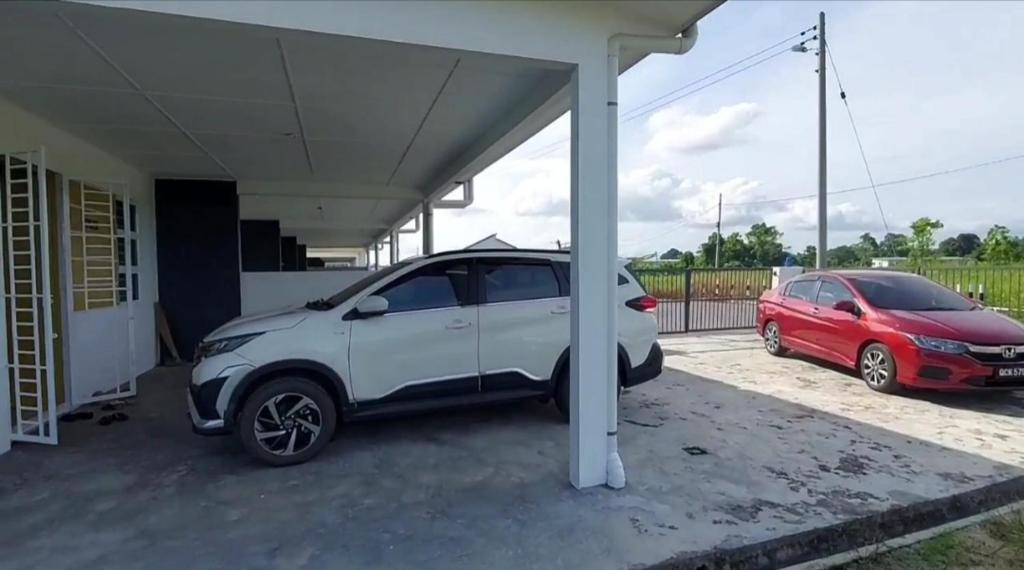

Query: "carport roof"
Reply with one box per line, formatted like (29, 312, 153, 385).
(0, 1, 717, 248)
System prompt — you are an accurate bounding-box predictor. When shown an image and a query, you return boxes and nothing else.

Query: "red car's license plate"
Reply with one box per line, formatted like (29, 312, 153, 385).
(995, 367, 1024, 379)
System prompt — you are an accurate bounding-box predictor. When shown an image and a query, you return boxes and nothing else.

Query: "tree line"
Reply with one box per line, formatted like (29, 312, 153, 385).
(649, 218, 1024, 268)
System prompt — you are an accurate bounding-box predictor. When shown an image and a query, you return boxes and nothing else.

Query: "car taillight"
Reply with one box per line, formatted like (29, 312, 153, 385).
(626, 295, 658, 312)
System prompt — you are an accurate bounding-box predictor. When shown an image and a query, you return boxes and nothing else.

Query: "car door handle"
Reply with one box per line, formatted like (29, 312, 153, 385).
(810, 307, 821, 315)
(445, 320, 472, 330)
(550, 306, 570, 315)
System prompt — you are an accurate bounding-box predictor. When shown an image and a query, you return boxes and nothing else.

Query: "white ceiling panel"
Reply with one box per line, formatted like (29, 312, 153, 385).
(241, 196, 381, 224)
(0, 85, 171, 130)
(69, 126, 201, 157)
(195, 133, 308, 180)
(0, 3, 130, 90)
(64, 4, 293, 103)
(152, 95, 299, 137)
(389, 68, 565, 188)
(304, 139, 402, 187)
(126, 153, 227, 180)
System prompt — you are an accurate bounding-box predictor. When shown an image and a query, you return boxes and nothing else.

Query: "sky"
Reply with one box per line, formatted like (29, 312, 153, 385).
(420, 1, 1024, 259)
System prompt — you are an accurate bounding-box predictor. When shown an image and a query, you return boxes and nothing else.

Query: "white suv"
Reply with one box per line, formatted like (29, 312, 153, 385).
(188, 250, 663, 465)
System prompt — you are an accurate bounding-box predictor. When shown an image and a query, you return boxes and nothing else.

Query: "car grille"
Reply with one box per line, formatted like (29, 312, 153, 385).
(967, 349, 1024, 364)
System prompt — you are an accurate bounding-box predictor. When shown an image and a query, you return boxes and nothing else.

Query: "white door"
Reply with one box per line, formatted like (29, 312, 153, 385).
(65, 179, 137, 404)
(2, 149, 59, 444)
(349, 260, 478, 402)
(477, 259, 566, 390)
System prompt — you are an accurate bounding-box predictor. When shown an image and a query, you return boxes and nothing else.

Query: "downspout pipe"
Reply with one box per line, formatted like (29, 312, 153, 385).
(398, 214, 420, 234)
(604, 24, 698, 490)
(433, 178, 475, 209)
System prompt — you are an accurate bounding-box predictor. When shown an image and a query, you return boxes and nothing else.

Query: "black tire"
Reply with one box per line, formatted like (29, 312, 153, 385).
(553, 366, 622, 423)
(763, 321, 787, 356)
(860, 343, 901, 394)
(237, 377, 338, 466)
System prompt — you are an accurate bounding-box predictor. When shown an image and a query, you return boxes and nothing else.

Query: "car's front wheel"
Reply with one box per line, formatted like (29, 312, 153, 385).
(860, 343, 901, 394)
(763, 321, 787, 356)
(237, 377, 337, 466)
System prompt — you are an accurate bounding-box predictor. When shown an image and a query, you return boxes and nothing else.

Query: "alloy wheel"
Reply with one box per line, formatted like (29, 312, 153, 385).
(253, 393, 323, 456)
(764, 324, 780, 353)
(862, 350, 889, 387)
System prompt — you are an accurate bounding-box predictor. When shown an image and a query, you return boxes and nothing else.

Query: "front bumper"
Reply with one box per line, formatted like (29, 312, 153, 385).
(896, 348, 1023, 391)
(623, 342, 664, 388)
(188, 387, 229, 435)
(188, 354, 254, 435)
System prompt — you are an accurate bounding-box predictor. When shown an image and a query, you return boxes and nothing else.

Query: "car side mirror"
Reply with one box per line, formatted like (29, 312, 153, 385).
(833, 300, 860, 316)
(355, 295, 389, 317)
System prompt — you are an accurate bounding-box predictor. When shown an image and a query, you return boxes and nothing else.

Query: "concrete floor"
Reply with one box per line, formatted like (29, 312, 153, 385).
(2, 333, 1024, 570)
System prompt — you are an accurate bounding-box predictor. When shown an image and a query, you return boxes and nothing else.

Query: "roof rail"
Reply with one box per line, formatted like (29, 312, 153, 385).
(425, 248, 568, 259)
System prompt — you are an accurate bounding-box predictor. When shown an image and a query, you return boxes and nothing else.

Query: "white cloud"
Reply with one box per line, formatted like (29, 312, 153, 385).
(645, 102, 762, 156)
(765, 199, 884, 233)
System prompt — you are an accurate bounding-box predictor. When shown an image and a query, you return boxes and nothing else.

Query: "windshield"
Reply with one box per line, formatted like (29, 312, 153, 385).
(311, 263, 410, 310)
(847, 274, 976, 311)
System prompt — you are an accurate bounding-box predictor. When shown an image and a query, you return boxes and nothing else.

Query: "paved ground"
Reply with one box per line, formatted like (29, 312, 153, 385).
(2, 333, 1024, 570)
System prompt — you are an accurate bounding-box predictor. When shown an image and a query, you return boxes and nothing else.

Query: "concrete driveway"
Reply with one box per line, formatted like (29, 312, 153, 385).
(1, 334, 1023, 570)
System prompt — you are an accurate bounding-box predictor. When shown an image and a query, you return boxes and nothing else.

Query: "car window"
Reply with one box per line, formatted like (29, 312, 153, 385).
(847, 274, 975, 311)
(555, 261, 630, 286)
(483, 262, 560, 303)
(375, 261, 470, 313)
(785, 279, 817, 302)
(816, 279, 855, 307)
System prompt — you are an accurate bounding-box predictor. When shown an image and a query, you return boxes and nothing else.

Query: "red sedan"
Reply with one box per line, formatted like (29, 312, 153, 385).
(756, 271, 1024, 393)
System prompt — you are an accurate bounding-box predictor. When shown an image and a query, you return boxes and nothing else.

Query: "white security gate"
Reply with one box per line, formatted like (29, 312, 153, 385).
(2, 149, 58, 444)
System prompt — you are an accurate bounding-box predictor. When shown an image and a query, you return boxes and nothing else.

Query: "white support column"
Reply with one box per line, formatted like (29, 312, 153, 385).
(389, 231, 398, 264)
(373, 241, 380, 270)
(422, 201, 434, 255)
(569, 56, 613, 489)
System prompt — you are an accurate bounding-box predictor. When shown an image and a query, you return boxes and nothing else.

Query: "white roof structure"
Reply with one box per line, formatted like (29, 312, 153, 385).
(0, 0, 722, 489)
(464, 234, 516, 250)
(1, 0, 717, 249)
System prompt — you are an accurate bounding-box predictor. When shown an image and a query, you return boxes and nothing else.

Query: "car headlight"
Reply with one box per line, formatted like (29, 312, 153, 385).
(906, 334, 968, 354)
(196, 333, 262, 361)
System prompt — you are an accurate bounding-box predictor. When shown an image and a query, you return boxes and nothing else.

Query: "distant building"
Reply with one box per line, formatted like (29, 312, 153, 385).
(465, 233, 516, 250)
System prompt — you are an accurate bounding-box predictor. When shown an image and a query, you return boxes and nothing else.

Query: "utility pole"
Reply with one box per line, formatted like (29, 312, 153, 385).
(816, 11, 827, 269)
(714, 193, 722, 268)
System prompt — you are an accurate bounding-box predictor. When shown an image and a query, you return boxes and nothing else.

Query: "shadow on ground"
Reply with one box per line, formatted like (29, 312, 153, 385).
(1, 341, 1023, 570)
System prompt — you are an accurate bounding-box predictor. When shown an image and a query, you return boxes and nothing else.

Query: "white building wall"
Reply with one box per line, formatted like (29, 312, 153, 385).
(0, 99, 158, 450)
(240, 270, 371, 315)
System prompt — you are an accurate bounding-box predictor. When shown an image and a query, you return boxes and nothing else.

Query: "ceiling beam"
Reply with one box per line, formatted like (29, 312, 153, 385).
(56, 11, 236, 179)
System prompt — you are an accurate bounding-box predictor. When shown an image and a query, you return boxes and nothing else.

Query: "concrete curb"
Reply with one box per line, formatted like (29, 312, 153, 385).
(646, 475, 1024, 570)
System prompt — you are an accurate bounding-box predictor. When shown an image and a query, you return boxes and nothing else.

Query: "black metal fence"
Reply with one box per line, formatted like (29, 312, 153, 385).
(630, 267, 774, 333)
(913, 266, 1024, 319)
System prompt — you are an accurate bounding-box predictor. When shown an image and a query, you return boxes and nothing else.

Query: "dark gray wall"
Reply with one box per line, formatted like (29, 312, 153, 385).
(240, 220, 281, 272)
(155, 179, 240, 361)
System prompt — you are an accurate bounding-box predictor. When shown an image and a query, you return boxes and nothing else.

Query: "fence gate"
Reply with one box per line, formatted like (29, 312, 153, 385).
(2, 149, 59, 444)
(632, 267, 774, 334)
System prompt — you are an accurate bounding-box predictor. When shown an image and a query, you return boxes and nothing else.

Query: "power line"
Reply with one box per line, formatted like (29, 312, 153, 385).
(620, 26, 816, 120)
(622, 47, 792, 123)
(516, 26, 816, 160)
(722, 152, 1024, 208)
(825, 40, 894, 250)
